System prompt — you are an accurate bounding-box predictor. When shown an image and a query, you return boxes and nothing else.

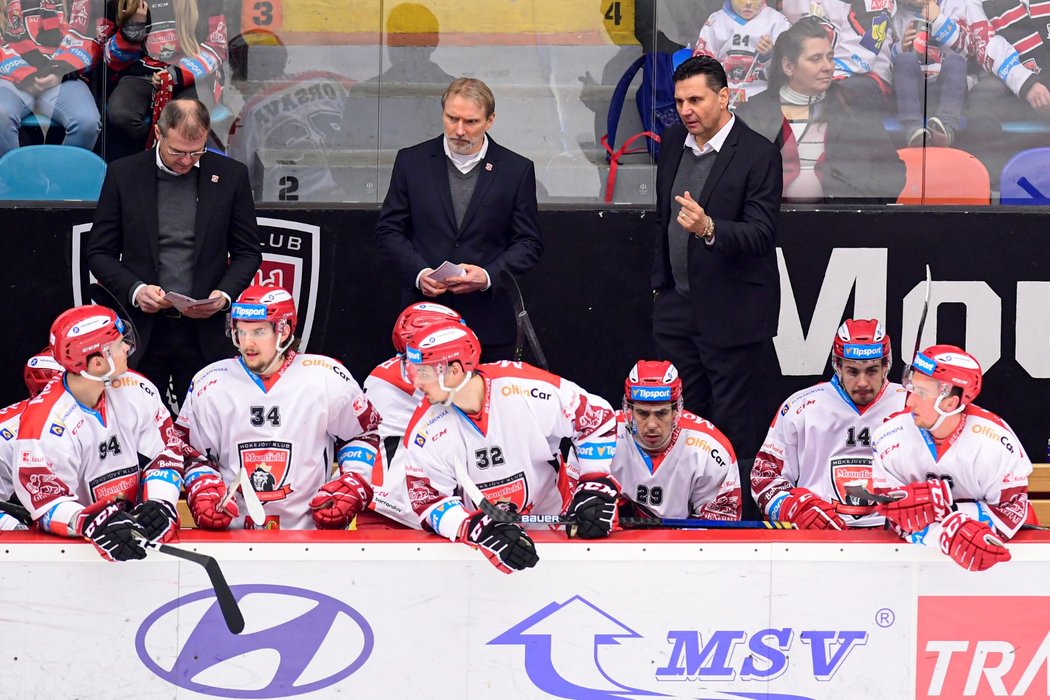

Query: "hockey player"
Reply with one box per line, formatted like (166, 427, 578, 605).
(692, 0, 791, 106)
(612, 360, 741, 520)
(177, 285, 382, 530)
(0, 352, 64, 531)
(871, 345, 1030, 571)
(753, 319, 907, 528)
(401, 321, 620, 573)
(12, 306, 186, 561)
(364, 301, 463, 527)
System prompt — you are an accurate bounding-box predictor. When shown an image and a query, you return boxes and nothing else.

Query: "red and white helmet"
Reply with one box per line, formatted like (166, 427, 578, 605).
(24, 349, 63, 397)
(832, 318, 892, 371)
(624, 360, 683, 407)
(230, 285, 297, 350)
(909, 344, 982, 406)
(49, 305, 133, 379)
(405, 321, 481, 374)
(391, 302, 463, 355)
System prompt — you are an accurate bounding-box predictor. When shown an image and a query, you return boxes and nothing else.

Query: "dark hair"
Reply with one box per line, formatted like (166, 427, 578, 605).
(769, 16, 833, 90)
(672, 55, 728, 92)
(157, 99, 211, 139)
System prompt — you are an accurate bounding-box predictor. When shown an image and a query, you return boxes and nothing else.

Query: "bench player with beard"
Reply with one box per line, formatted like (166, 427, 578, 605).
(752, 319, 906, 528)
(611, 360, 741, 520)
(400, 321, 620, 573)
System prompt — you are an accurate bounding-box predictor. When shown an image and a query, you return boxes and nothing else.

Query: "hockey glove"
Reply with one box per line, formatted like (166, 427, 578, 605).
(773, 488, 846, 530)
(458, 510, 539, 574)
(186, 471, 238, 530)
(77, 500, 147, 562)
(876, 479, 953, 533)
(564, 473, 620, 539)
(939, 511, 1011, 572)
(130, 499, 179, 543)
(309, 472, 374, 529)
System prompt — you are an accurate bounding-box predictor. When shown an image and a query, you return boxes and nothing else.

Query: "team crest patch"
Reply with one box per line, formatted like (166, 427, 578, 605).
(238, 441, 294, 502)
(478, 471, 530, 514)
(830, 457, 876, 517)
(89, 467, 139, 503)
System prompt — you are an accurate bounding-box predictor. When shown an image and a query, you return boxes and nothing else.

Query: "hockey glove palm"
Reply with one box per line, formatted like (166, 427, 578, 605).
(309, 472, 374, 529)
(187, 472, 238, 530)
(131, 499, 179, 543)
(939, 511, 1011, 572)
(775, 488, 846, 530)
(458, 511, 539, 574)
(564, 473, 620, 539)
(77, 500, 147, 562)
(876, 479, 953, 533)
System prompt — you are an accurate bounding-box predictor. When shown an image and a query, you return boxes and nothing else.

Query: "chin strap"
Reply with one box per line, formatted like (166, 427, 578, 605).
(439, 371, 473, 407)
(929, 394, 966, 432)
(78, 347, 120, 383)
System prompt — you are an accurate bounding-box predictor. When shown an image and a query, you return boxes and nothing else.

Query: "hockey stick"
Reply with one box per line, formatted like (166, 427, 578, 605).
(218, 465, 267, 525)
(908, 265, 933, 367)
(845, 483, 1050, 531)
(88, 282, 140, 345)
(454, 458, 794, 530)
(500, 271, 549, 370)
(0, 499, 32, 526)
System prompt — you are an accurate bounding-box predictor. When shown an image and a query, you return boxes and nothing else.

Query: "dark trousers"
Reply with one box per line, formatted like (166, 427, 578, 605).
(653, 289, 773, 521)
(133, 314, 208, 411)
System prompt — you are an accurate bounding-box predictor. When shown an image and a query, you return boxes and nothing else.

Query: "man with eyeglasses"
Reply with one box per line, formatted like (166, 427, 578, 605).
(871, 344, 1032, 571)
(86, 98, 261, 410)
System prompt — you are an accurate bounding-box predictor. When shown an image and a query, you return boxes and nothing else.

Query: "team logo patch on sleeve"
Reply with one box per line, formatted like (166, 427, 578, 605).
(830, 457, 876, 517)
(238, 441, 294, 502)
(0, 428, 13, 441)
(414, 434, 426, 447)
(49, 423, 65, 437)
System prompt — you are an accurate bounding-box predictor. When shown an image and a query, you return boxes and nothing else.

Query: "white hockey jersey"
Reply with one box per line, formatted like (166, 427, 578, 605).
(807, 0, 898, 82)
(402, 361, 617, 540)
(176, 352, 381, 530)
(12, 373, 184, 537)
(611, 410, 741, 520)
(694, 5, 792, 104)
(753, 376, 907, 527)
(0, 400, 30, 530)
(871, 403, 1031, 543)
(363, 356, 425, 528)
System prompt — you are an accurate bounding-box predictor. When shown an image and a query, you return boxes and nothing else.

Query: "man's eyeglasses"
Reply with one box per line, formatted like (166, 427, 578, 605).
(165, 147, 208, 159)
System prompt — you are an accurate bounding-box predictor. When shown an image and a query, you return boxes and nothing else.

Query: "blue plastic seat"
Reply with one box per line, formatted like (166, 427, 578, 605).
(999, 147, 1050, 205)
(0, 145, 107, 200)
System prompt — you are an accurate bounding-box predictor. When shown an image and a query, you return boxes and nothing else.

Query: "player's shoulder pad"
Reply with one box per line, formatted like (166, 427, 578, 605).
(402, 400, 448, 449)
(679, 411, 737, 461)
(964, 404, 1023, 457)
(366, 357, 415, 395)
(107, 370, 163, 399)
(297, 353, 358, 385)
(770, 382, 828, 426)
(870, 410, 912, 445)
(16, 386, 68, 440)
(480, 361, 562, 387)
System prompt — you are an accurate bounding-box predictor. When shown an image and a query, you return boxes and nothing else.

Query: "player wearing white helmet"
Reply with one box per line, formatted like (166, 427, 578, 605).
(177, 284, 382, 530)
(364, 302, 464, 528)
(400, 321, 619, 573)
(753, 319, 906, 528)
(871, 344, 1031, 571)
(12, 306, 186, 561)
(612, 360, 741, 520)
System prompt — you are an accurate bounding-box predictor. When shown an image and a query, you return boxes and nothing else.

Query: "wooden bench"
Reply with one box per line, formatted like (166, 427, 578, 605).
(1030, 463, 1050, 525)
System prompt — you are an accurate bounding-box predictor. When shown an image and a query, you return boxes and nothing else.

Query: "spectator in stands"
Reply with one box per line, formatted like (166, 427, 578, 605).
(86, 99, 260, 409)
(736, 17, 906, 202)
(0, 0, 102, 155)
(691, 0, 791, 108)
(375, 77, 543, 363)
(891, 0, 969, 147)
(100, 0, 227, 161)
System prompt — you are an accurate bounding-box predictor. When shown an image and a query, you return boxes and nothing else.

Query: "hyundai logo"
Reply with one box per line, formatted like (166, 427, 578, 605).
(136, 584, 374, 698)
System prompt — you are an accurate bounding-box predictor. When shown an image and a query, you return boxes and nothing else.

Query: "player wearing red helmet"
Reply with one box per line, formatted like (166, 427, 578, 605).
(177, 285, 382, 531)
(753, 319, 906, 529)
(611, 360, 741, 520)
(399, 321, 619, 573)
(872, 344, 1031, 572)
(363, 303, 466, 528)
(11, 305, 186, 560)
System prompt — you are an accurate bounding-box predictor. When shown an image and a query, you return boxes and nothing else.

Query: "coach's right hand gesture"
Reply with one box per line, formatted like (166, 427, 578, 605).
(135, 284, 172, 313)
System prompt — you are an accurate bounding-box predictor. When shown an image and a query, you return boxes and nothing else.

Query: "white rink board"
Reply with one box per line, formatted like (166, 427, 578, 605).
(2, 538, 1050, 699)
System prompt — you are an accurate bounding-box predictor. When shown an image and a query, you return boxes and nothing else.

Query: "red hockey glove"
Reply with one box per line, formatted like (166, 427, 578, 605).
(309, 472, 374, 529)
(564, 473, 620, 539)
(187, 472, 238, 530)
(939, 512, 1011, 572)
(458, 510, 539, 574)
(130, 499, 179, 543)
(875, 479, 953, 533)
(76, 500, 147, 562)
(775, 488, 846, 530)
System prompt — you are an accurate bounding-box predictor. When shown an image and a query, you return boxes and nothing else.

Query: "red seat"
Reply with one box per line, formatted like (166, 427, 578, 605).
(896, 147, 991, 205)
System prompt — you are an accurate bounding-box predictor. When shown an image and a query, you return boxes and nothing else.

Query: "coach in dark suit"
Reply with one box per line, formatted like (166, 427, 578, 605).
(375, 77, 543, 361)
(651, 56, 783, 520)
(87, 99, 262, 406)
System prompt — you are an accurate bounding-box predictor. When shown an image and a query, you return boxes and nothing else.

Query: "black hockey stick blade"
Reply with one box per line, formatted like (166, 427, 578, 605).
(88, 282, 142, 350)
(0, 499, 32, 526)
(909, 265, 932, 365)
(149, 541, 245, 634)
(500, 271, 549, 370)
(844, 483, 900, 504)
(620, 516, 796, 530)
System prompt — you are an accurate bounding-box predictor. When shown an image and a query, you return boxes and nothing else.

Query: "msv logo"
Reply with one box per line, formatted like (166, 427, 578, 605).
(136, 584, 373, 698)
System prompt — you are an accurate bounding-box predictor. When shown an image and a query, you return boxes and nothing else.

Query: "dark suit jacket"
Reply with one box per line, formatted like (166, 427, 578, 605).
(652, 119, 783, 348)
(375, 135, 543, 345)
(86, 150, 262, 363)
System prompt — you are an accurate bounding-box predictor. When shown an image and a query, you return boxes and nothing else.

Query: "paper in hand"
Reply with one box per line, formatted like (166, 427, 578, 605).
(428, 260, 466, 282)
(165, 292, 224, 313)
